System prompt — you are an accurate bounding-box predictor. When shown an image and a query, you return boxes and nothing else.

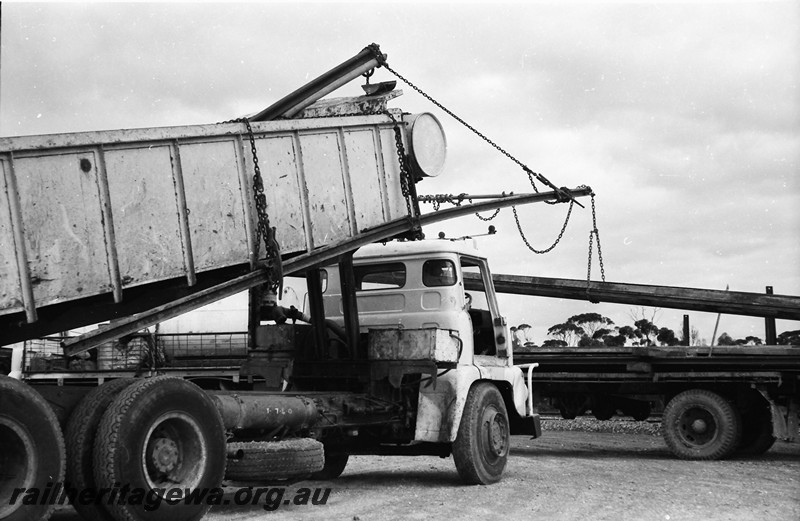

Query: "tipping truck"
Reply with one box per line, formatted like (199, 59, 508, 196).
(0, 44, 591, 521)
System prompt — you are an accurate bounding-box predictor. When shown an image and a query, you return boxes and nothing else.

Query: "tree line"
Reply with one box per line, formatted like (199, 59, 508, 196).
(511, 312, 800, 349)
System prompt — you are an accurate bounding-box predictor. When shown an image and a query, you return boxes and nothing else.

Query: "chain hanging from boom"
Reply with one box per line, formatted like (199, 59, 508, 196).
(224, 118, 283, 293)
(368, 48, 606, 290)
(368, 49, 581, 207)
(383, 109, 424, 240)
(382, 67, 579, 255)
(586, 192, 606, 300)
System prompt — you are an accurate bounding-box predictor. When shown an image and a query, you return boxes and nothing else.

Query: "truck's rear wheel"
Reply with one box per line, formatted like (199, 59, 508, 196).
(225, 439, 324, 482)
(0, 375, 65, 521)
(65, 378, 135, 521)
(94, 376, 226, 521)
(453, 382, 509, 485)
(662, 389, 742, 460)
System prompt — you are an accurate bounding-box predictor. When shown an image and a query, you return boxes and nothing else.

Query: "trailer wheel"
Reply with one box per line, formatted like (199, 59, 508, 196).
(591, 398, 616, 421)
(662, 389, 742, 460)
(311, 448, 349, 480)
(737, 396, 776, 456)
(226, 439, 324, 482)
(0, 375, 65, 521)
(556, 394, 585, 420)
(94, 376, 226, 521)
(65, 378, 136, 521)
(453, 382, 509, 485)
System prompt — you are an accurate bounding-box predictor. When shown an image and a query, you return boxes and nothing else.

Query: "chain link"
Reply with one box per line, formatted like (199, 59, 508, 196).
(475, 208, 500, 221)
(223, 118, 283, 291)
(512, 200, 575, 254)
(383, 110, 423, 239)
(371, 50, 608, 296)
(374, 59, 546, 185)
(586, 193, 606, 283)
(372, 53, 585, 245)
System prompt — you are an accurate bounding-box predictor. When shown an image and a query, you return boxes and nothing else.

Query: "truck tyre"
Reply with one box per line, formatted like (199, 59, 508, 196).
(453, 382, 509, 485)
(65, 378, 136, 521)
(94, 376, 226, 521)
(311, 448, 349, 480)
(737, 396, 776, 456)
(662, 389, 742, 460)
(591, 398, 616, 421)
(225, 439, 324, 482)
(0, 375, 65, 521)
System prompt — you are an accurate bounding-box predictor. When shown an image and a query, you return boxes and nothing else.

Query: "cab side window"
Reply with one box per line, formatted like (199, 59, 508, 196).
(422, 259, 457, 287)
(354, 263, 406, 291)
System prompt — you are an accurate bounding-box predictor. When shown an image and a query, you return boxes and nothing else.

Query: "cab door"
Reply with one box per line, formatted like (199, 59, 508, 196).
(459, 256, 509, 362)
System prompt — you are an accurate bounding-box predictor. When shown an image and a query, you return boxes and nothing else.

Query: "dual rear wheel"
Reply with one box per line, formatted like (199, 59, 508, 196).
(62, 376, 227, 521)
(92, 376, 227, 521)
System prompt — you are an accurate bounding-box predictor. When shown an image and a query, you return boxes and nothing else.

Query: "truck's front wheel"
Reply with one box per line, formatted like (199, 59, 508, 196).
(0, 375, 65, 521)
(662, 389, 741, 460)
(453, 383, 509, 485)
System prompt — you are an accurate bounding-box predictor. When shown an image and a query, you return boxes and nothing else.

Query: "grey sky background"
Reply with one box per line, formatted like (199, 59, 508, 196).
(2, 2, 798, 344)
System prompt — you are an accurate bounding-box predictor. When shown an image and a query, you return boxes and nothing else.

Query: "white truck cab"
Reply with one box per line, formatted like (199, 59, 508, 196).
(321, 239, 539, 463)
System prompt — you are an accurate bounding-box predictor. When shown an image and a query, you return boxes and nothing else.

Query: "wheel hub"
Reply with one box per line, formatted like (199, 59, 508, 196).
(150, 437, 179, 473)
(484, 410, 508, 457)
(691, 419, 708, 434)
(679, 407, 717, 446)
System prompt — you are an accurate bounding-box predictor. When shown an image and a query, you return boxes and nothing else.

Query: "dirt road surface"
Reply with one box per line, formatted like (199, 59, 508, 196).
(49, 423, 799, 521)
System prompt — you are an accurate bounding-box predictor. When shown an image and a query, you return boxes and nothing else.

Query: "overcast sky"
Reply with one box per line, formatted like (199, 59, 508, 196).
(2, 1, 798, 343)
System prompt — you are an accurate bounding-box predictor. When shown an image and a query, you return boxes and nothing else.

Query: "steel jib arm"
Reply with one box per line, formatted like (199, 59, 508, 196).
(416, 187, 592, 226)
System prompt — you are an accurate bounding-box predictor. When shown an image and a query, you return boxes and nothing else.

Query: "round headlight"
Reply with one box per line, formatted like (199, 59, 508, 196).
(403, 112, 447, 178)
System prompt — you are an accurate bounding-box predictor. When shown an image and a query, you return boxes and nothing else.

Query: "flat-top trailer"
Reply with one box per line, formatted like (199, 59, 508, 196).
(490, 274, 800, 459)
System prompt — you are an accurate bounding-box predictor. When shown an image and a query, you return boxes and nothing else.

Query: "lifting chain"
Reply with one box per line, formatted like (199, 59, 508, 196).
(383, 110, 423, 239)
(224, 118, 283, 292)
(475, 208, 501, 221)
(370, 49, 608, 298)
(369, 50, 582, 246)
(370, 52, 548, 192)
(586, 192, 606, 287)
(419, 193, 499, 220)
(512, 199, 574, 254)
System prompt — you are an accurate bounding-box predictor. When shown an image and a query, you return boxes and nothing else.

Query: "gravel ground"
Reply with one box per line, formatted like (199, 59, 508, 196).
(542, 416, 663, 436)
(48, 417, 800, 521)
